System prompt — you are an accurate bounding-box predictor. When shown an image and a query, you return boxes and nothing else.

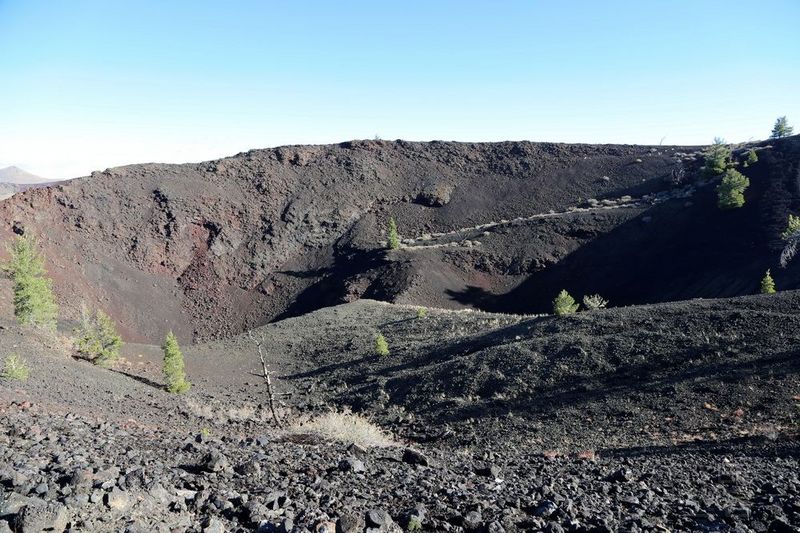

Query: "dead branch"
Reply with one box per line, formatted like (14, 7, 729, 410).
(247, 330, 283, 427)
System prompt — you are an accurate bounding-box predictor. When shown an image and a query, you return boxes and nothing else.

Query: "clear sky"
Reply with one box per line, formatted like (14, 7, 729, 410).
(1, 0, 798, 179)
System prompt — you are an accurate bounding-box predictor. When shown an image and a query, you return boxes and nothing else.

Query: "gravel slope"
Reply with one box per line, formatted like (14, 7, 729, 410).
(2, 293, 799, 531)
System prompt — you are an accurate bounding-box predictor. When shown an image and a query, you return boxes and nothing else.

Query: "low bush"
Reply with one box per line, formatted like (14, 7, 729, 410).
(416, 307, 428, 319)
(1, 353, 30, 381)
(74, 306, 123, 367)
(582, 294, 608, 310)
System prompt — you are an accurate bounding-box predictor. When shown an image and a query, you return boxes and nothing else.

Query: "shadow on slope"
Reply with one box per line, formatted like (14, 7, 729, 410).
(446, 138, 800, 314)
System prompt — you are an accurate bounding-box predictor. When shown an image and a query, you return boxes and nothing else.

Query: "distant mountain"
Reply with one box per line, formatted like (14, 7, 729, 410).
(0, 166, 50, 184)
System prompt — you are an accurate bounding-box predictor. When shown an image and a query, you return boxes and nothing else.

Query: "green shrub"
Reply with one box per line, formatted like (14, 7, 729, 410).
(770, 116, 794, 139)
(1, 353, 30, 381)
(582, 294, 608, 310)
(744, 148, 758, 167)
(553, 290, 579, 316)
(717, 168, 749, 209)
(704, 138, 732, 177)
(3, 235, 58, 330)
(416, 307, 428, 319)
(781, 214, 800, 240)
(74, 306, 123, 367)
(375, 333, 389, 357)
(162, 331, 190, 394)
(761, 270, 776, 294)
(387, 217, 400, 250)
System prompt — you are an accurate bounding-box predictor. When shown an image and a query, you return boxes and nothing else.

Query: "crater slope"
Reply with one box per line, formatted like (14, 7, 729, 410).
(0, 137, 798, 343)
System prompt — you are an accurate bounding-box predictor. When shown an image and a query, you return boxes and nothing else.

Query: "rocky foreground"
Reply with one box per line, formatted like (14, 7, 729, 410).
(1, 400, 799, 532)
(2, 293, 800, 532)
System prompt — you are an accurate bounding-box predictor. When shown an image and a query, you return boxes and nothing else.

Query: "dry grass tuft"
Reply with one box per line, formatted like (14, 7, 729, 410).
(290, 410, 395, 447)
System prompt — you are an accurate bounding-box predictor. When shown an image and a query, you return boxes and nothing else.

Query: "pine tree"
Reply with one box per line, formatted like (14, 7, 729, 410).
(717, 168, 750, 209)
(74, 306, 123, 367)
(387, 217, 400, 250)
(781, 214, 800, 240)
(703, 138, 732, 177)
(553, 290, 580, 316)
(162, 331, 190, 394)
(770, 116, 794, 139)
(760, 270, 776, 294)
(744, 148, 758, 167)
(375, 333, 389, 357)
(3, 235, 58, 329)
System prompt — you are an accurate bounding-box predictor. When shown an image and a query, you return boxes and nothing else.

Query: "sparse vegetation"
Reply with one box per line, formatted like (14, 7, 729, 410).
(704, 138, 732, 177)
(416, 307, 428, 319)
(387, 217, 400, 250)
(3, 235, 58, 330)
(375, 333, 389, 356)
(292, 411, 394, 447)
(770, 116, 793, 139)
(717, 168, 749, 209)
(781, 214, 800, 240)
(761, 270, 776, 294)
(744, 148, 758, 167)
(162, 331, 190, 394)
(553, 290, 579, 316)
(407, 516, 423, 532)
(74, 306, 123, 367)
(582, 294, 608, 310)
(1, 353, 30, 381)
(780, 214, 800, 267)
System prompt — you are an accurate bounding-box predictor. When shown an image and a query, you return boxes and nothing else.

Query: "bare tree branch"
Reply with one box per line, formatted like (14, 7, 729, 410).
(248, 330, 283, 428)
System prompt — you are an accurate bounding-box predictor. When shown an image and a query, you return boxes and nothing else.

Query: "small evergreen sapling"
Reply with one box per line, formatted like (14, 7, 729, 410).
(375, 333, 389, 357)
(703, 138, 732, 177)
(761, 270, 776, 294)
(553, 290, 579, 316)
(744, 149, 758, 167)
(387, 217, 400, 250)
(781, 214, 800, 240)
(717, 168, 749, 209)
(162, 331, 190, 394)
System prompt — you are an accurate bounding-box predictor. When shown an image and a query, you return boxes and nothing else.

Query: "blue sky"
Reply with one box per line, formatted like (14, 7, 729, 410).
(1, 0, 798, 179)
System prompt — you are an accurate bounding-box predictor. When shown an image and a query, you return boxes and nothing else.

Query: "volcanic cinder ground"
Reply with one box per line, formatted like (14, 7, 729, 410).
(0, 137, 799, 532)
